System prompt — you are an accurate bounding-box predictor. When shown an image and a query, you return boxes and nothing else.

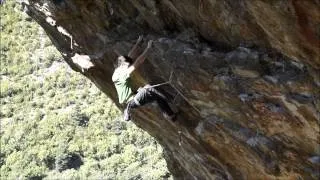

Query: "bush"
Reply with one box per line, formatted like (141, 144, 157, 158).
(0, 1, 172, 179)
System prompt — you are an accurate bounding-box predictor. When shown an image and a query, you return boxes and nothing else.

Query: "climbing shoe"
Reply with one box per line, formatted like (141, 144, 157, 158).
(123, 109, 131, 121)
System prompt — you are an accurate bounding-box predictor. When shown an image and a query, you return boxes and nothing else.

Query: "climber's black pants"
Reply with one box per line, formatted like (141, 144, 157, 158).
(125, 85, 174, 119)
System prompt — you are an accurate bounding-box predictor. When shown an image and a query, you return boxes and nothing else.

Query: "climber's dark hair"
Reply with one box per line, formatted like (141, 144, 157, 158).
(117, 55, 133, 67)
(123, 55, 133, 65)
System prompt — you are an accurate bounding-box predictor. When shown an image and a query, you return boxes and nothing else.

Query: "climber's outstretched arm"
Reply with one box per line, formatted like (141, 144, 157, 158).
(128, 35, 143, 59)
(127, 40, 152, 75)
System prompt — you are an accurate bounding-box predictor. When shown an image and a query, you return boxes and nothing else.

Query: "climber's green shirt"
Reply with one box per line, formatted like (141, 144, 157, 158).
(112, 67, 134, 104)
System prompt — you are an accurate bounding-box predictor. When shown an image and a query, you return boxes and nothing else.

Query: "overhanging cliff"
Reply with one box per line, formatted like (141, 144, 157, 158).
(24, 0, 319, 179)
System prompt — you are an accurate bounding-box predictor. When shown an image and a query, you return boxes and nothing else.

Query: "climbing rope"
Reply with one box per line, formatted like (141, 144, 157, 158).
(144, 71, 174, 89)
(148, 51, 202, 115)
(143, 68, 202, 115)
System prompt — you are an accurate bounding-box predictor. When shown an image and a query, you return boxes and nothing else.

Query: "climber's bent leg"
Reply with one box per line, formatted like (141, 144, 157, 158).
(124, 99, 138, 121)
(144, 85, 176, 121)
(123, 88, 149, 121)
(147, 87, 175, 120)
(125, 85, 176, 121)
(134, 87, 151, 106)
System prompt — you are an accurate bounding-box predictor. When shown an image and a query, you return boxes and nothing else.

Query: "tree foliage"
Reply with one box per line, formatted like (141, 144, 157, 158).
(0, 1, 171, 179)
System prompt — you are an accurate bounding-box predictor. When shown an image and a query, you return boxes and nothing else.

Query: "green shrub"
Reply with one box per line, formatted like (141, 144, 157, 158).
(0, 1, 171, 179)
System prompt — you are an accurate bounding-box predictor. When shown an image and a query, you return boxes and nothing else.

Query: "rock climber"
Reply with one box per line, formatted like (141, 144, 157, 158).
(112, 36, 176, 122)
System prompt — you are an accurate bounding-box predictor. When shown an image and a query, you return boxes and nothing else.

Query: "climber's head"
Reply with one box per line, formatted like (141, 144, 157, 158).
(117, 55, 133, 68)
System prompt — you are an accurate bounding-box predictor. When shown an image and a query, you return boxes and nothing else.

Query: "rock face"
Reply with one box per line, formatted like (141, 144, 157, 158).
(24, 0, 319, 179)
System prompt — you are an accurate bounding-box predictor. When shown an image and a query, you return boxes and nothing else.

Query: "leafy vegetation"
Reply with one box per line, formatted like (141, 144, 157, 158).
(0, 1, 171, 179)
